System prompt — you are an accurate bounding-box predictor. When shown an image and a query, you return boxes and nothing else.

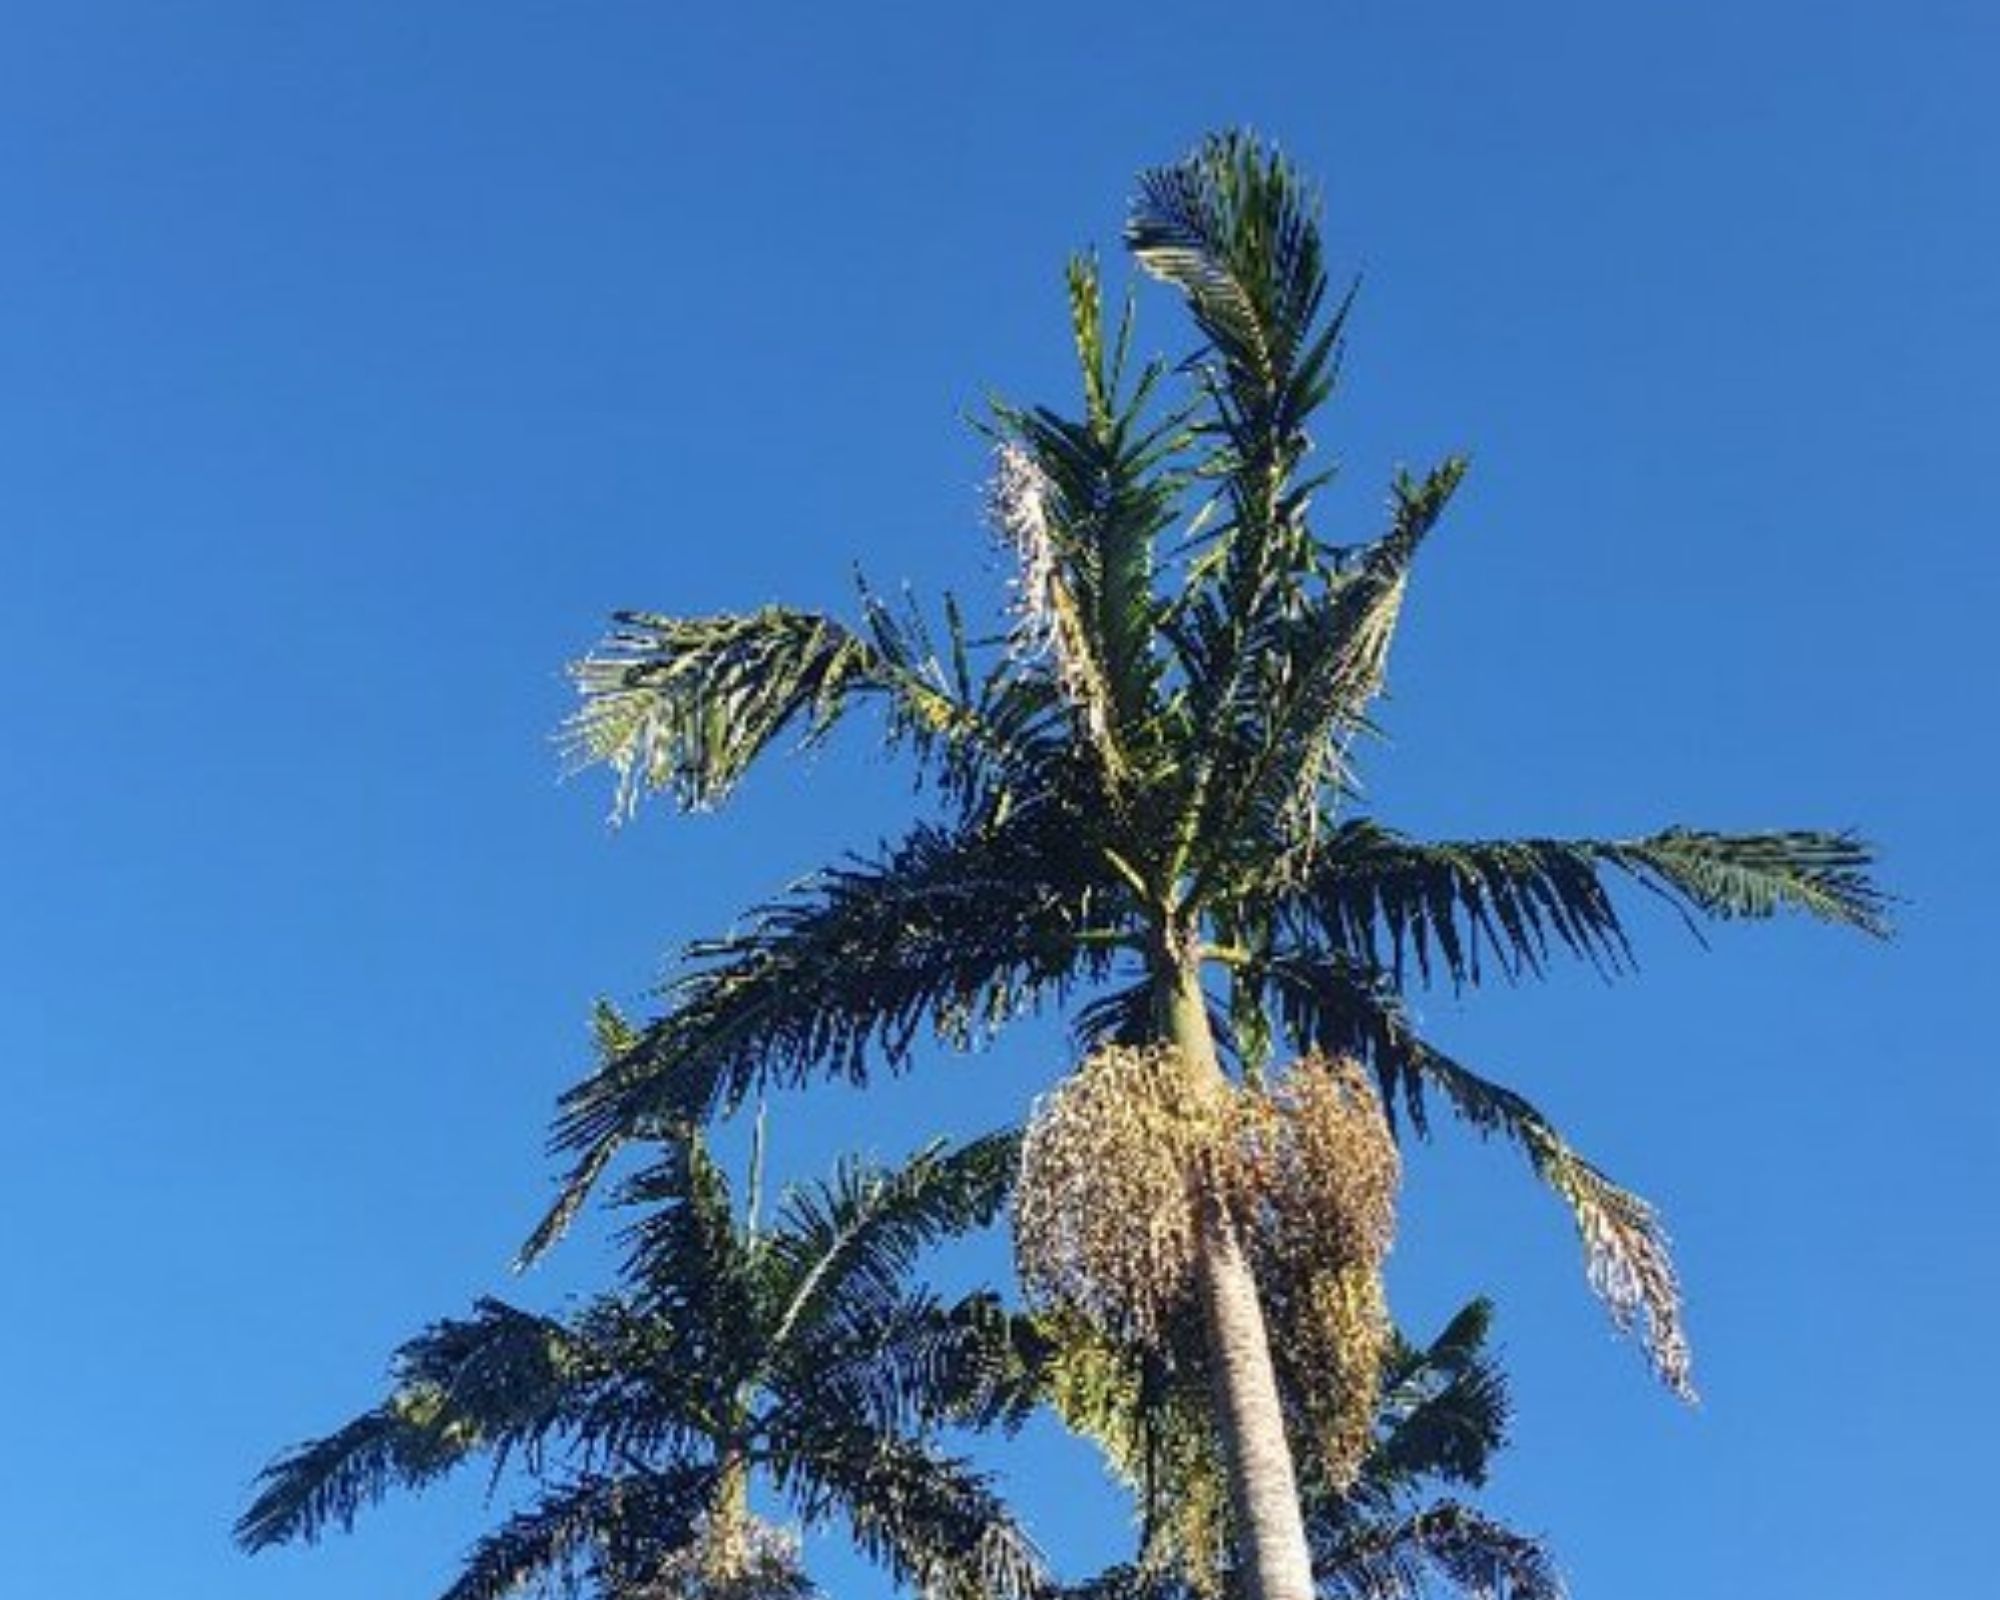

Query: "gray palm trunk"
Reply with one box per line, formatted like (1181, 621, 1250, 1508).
(1161, 937, 1317, 1600)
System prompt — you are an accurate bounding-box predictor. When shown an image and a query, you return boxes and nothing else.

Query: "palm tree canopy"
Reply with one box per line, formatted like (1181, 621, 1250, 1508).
(539, 130, 1887, 1398)
(239, 1083, 1043, 1600)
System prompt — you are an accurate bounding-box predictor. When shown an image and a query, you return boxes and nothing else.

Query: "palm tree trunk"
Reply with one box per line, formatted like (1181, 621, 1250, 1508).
(1160, 948, 1317, 1600)
(713, 1445, 751, 1578)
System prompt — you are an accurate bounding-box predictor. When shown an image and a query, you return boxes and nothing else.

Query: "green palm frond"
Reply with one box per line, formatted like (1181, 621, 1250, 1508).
(436, 1467, 712, 1600)
(236, 1300, 588, 1551)
(1187, 460, 1465, 896)
(764, 1133, 1018, 1320)
(392, 1299, 592, 1441)
(1602, 827, 1889, 935)
(605, 1136, 760, 1396)
(1313, 1503, 1562, 1600)
(1287, 823, 1887, 992)
(987, 257, 1186, 790)
(235, 1405, 467, 1552)
(1363, 1301, 1510, 1498)
(774, 1428, 1049, 1600)
(565, 600, 1020, 822)
(1128, 132, 1330, 442)
(529, 815, 1110, 1260)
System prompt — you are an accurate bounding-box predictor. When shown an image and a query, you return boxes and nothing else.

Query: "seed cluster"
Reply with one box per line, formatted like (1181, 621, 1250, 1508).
(1015, 1047, 1400, 1487)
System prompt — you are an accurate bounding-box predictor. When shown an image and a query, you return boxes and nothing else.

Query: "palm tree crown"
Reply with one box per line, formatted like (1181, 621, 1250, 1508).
(239, 1034, 1043, 1600)
(532, 132, 1885, 1599)
(539, 129, 1882, 1390)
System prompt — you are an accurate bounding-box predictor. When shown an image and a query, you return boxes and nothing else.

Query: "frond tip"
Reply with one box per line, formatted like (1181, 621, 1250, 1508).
(1416, 1046, 1693, 1399)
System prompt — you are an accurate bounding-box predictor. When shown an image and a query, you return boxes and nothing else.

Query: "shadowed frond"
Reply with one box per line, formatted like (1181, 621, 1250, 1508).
(776, 1428, 1049, 1600)
(236, 1299, 588, 1552)
(605, 1134, 760, 1392)
(784, 1288, 1039, 1440)
(528, 814, 1110, 1261)
(1314, 1503, 1562, 1600)
(1188, 460, 1466, 895)
(236, 1406, 468, 1552)
(437, 1467, 712, 1600)
(1357, 1301, 1510, 1504)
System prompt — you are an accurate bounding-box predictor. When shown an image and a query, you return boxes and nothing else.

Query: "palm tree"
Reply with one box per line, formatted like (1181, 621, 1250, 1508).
(534, 133, 1886, 1600)
(1045, 1299, 1561, 1600)
(238, 1033, 1044, 1600)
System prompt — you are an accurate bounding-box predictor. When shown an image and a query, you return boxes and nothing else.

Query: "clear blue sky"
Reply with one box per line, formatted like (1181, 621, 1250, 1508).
(4, 3, 1993, 1595)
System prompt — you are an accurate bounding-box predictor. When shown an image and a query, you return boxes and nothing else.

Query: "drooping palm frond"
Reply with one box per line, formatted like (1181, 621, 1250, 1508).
(236, 1299, 588, 1551)
(437, 1466, 712, 1600)
(527, 813, 1115, 1261)
(1284, 822, 1887, 992)
(236, 1404, 469, 1552)
(772, 1427, 1050, 1600)
(1313, 1503, 1562, 1600)
(1263, 951, 1691, 1396)
(1419, 1049, 1692, 1398)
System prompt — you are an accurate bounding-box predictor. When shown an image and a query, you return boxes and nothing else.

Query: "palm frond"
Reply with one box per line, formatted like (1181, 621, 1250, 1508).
(236, 1405, 468, 1552)
(437, 1466, 712, 1600)
(564, 601, 1018, 823)
(762, 1131, 1020, 1355)
(1263, 952, 1693, 1397)
(1601, 827, 1889, 936)
(1314, 1503, 1562, 1600)
(1187, 460, 1465, 894)
(1128, 131, 1328, 437)
(236, 1299, 586, 1551)
(1286, 823, 1887, 992)
(603, 1136, 762, 1401)
(776, 1429, 1049, 1600)
(1363, 1301, 1510, 1497)
(528, 814, 1109, 1261)
(782, 1288, 1041, 1443)
(987, 259, 1186, 794)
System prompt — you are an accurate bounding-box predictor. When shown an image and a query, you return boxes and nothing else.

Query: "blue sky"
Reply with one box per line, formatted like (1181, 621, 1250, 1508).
(4, 2, 1994, 1595)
